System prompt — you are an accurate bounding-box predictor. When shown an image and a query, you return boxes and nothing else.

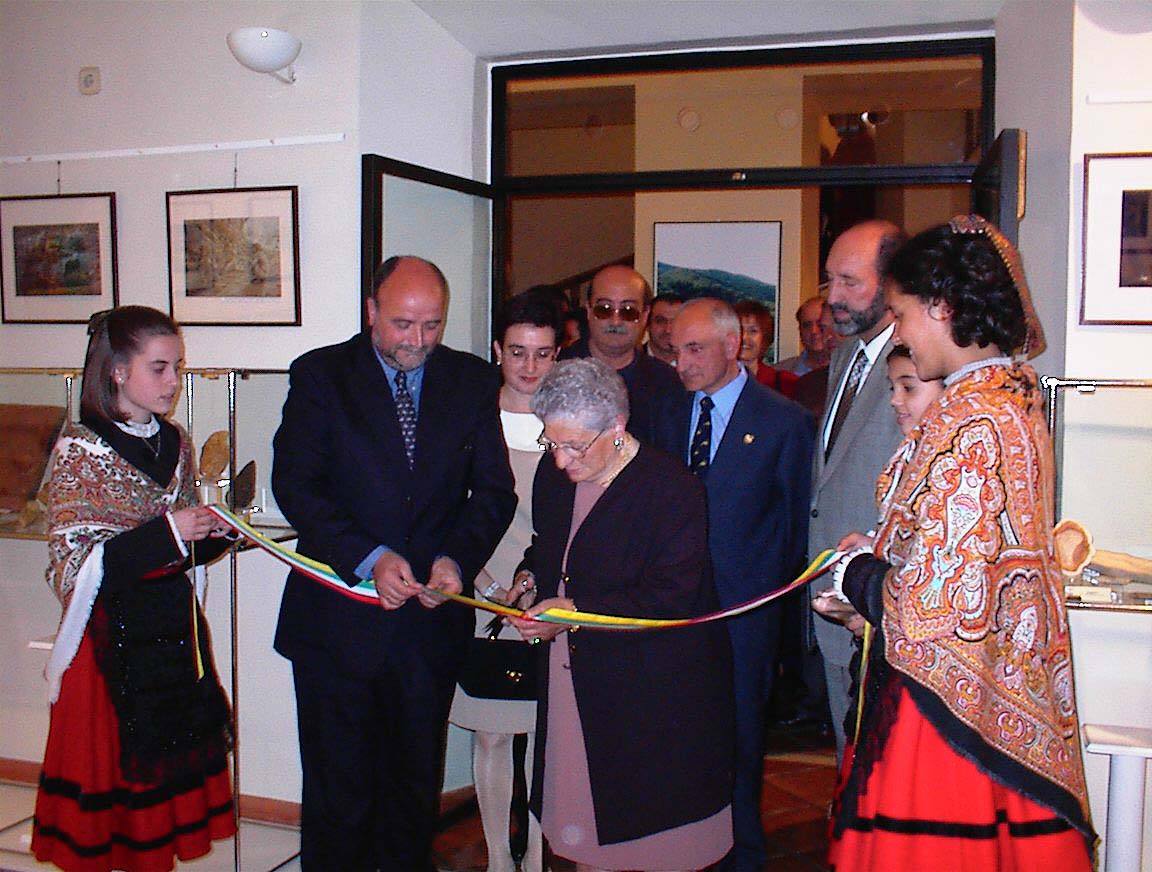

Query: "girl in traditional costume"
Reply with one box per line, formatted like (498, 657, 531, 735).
(32, 306, 237, 872)
(818, 217, 1095, 870)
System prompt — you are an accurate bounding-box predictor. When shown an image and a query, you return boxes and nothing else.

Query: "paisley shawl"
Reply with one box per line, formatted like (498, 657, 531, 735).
(44, 421, 196, 701)
(871, 361, 1090, 831)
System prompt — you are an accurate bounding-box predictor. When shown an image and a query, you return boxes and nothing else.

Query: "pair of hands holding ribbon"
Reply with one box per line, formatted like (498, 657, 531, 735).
(492, 570, 574, 646)
(373, 552, 462, 610)
(811, 531, 873, 638)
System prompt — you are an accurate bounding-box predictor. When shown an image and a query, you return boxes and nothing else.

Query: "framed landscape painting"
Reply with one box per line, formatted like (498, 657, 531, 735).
(653, 219, 782, 347)
(0, 193, 118, 324)
(654, 220, 781, 309)
(167, 186, 301, 326)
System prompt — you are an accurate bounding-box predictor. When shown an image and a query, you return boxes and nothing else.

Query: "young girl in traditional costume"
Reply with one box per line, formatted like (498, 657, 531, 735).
(821, 216, 1095, 870)
(32, 306, 237, 872)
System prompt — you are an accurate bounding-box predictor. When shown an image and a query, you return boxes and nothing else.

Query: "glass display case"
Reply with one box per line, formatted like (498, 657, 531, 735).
(1044, 375, 1152, 614)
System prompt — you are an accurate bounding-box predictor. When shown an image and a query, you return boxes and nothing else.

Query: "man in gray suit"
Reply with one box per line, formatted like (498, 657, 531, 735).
(808, 219, 906, 757)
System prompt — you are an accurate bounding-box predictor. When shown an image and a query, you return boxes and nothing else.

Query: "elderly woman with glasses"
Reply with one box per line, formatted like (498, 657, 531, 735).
(510, 358, 734, 872)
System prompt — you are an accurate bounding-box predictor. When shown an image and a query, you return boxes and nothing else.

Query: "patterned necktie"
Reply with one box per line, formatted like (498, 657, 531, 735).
(394, 369, 417, 467)
(689, 395, 714, 475)
(825, 345, 868, 460)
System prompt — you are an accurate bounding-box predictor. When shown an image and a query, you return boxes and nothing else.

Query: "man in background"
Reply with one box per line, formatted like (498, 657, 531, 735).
(646, 291, 685, 365)
(777, 295, 835, 376)
(807, 221, 906, 757)
(658, 298, 813, 872)
(560, 264, 683, 443)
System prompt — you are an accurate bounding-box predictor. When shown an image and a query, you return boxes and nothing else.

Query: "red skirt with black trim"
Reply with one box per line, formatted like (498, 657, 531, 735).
(31, 632, 236, 872)
(829, 686, 1091, 872)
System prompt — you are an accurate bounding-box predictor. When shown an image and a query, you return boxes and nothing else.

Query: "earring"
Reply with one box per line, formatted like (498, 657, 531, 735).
(613, 435, 624, 450)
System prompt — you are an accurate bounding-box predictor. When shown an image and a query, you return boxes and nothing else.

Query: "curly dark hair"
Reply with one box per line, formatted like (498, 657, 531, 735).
(887, 224, 1026, 354)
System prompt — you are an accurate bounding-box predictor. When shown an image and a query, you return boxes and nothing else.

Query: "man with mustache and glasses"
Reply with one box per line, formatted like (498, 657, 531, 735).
(272, 256, 516, 870)
(807, 220, 907, 759)
(559, 264, 683, 444)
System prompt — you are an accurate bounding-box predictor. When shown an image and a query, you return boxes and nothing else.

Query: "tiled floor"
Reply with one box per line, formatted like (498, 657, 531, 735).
(0, 783, 300, 872)
(431, 722, 836, 872)
(1, 725, 834, 871)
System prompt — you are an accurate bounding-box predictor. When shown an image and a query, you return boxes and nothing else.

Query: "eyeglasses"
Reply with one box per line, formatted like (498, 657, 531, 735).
(591, 301, 644, 323)
(537, 428, 606, 458)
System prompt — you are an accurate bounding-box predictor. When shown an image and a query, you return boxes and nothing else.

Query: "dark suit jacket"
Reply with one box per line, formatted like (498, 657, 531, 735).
(559, 339, 685, 444)
(526, 446, 734, 845)
(656, 377, 815, 616)
(271, 334, 516, 674)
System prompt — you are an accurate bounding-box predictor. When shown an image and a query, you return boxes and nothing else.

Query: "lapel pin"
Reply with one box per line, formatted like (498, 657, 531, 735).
(743, 433, 755, 445)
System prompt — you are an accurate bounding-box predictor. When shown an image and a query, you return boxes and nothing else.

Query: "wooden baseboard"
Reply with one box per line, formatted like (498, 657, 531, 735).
(0, 758, 39, 784)
(3, 757, 472, 831)
(237, 794, 300, 826)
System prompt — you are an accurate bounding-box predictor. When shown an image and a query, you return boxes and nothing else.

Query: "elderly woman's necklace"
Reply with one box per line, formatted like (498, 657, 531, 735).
(596, 432, 639, 488)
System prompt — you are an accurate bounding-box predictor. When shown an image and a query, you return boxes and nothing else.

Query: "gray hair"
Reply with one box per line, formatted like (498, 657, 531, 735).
(682, 296, 741, 339)
(531, 358, 629, 430)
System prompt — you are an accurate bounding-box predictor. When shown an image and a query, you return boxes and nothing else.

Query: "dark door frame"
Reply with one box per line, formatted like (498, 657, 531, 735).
(488, 37, 995, 306)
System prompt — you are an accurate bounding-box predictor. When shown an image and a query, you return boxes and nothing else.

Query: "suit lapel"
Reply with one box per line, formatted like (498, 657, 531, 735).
(708, 380, 757, 480)
(819, 338, 894, 485)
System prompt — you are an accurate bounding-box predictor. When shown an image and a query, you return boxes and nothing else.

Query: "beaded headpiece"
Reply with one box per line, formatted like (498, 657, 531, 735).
(947, 214, 1046, 360)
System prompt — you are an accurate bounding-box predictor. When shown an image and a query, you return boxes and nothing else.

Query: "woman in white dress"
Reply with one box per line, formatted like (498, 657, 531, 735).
(450, 291, 561, 872)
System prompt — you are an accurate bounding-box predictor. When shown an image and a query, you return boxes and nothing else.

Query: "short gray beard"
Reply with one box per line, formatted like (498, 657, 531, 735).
(831, 290, 886, 337)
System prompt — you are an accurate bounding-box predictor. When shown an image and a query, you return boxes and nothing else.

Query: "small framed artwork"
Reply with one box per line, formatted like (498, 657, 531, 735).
(654, 220, 782, 353)
(167, 186, 301, 326)
(1082, 153, 1152, 325)
(0, 193, 118, 324)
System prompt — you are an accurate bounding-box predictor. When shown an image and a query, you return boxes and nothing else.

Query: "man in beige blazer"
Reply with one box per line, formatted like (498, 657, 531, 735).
(808, 220, 906, 757)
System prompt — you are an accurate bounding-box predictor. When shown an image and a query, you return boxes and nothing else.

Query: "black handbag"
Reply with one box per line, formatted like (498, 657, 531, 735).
(458, 635, 539, 701)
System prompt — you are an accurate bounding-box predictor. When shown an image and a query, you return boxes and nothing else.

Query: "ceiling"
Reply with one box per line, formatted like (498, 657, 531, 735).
(412, 0, 1003, 61)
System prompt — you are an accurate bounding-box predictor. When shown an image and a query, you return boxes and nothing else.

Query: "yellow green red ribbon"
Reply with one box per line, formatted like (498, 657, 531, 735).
(207, 504, 839, 630)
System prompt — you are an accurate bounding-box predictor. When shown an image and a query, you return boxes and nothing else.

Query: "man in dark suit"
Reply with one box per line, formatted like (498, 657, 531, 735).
(657, 298, 814, 872)
(272, 256, 516, 870)
(559, 264, 682, 444)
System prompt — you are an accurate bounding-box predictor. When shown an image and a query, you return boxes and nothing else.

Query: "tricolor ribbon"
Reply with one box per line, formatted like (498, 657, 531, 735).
(206, 504, 839, 630)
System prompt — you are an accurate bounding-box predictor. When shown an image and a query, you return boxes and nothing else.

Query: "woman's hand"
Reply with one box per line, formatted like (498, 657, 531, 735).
(812, 590, 868, 639)
(171, 507, 218, 542)
(508, 596, 574, 645)
(836, 531, 874, 553)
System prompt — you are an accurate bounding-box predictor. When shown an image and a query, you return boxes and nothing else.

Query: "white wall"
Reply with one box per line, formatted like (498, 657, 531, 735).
(0, 0, 482, 803)
(995, 0, 1075, 381)
(997, 2, 1152, 865)
(0, 0, 364, 369)
(359, 0, 479, 179)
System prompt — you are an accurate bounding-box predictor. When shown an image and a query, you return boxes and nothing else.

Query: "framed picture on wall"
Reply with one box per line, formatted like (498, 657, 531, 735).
(167, 186, 301, 326)
(0, 193, 119, 324)
(653, 220, 782, 354)
(1081, 152, 1152, 325)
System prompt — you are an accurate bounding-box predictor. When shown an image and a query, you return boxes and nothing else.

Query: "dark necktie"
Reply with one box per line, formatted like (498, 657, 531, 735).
(689, 395, 714, 475)
(825, 346, 868, 460)
(394, 369, 417, 467)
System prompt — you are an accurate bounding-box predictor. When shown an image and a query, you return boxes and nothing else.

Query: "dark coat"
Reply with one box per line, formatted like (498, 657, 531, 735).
(526, 445, 734, 845)
(271, 334, 517, 674)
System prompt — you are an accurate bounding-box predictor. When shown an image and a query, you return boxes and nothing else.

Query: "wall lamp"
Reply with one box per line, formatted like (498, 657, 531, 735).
(227, 27, 301, 85)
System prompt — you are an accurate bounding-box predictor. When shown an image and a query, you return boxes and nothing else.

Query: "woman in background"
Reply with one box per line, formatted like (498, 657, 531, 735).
(734, 298, 797, 396)
(821, 217, 1094, 870)
(33, 306, 236, 872)
(449, 292, 560, 872)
